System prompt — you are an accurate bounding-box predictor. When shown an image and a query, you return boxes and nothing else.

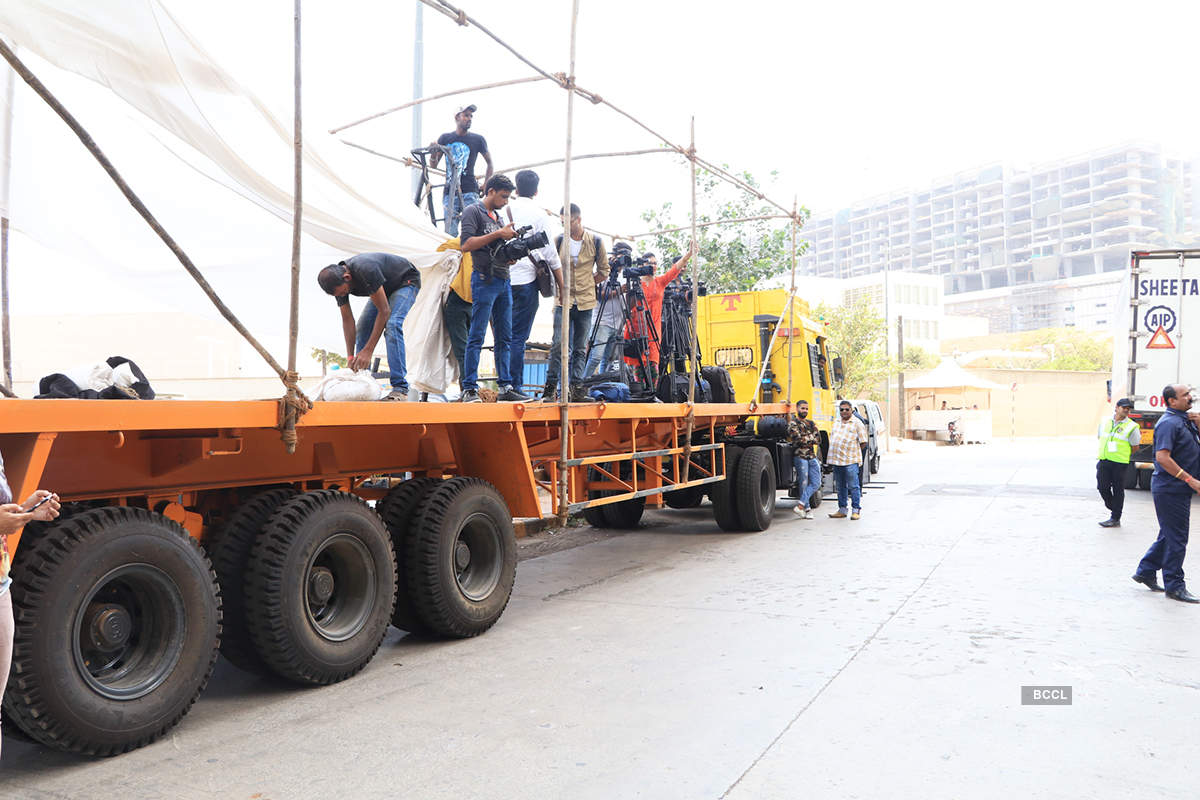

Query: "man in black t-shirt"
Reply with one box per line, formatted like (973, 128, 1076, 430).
(430, 104, 493, 237)
(317, 253, 421, 401)
(457, 174, 527, 403)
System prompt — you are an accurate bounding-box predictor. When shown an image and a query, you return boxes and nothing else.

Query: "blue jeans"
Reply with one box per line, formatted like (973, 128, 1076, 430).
(443, 191, 480, 237)
(509, 281, 540, 392)
(544, 305, 594, 397)
(1138, 490, 1191, 594)
(355, 284, 417, 393)
(462, 272, 513, 391)
(584, 323, 622, 377)
(832, 463, 862, 513)
(792, 455, 822, 510)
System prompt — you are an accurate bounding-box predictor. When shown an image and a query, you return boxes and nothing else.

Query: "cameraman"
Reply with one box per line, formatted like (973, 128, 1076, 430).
(506, 170, 564, 391)
(585, 260, 627, 378)
(458, 174, 527, 403)
(545, 204, 606, 401)
(624, 242, 696, 377)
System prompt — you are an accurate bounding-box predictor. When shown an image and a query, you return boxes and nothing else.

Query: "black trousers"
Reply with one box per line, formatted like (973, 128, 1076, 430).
(1097, 459, 1128, 520)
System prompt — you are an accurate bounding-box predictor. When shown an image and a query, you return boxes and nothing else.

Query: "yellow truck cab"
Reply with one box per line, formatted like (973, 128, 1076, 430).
(696, 288, 838, 433)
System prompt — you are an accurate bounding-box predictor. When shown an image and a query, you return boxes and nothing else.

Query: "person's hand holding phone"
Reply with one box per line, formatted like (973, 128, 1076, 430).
(22, 490, 61, 522)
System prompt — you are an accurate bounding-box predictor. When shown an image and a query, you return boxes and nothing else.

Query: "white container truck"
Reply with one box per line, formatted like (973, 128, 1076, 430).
(1111, 249, 1200, 489)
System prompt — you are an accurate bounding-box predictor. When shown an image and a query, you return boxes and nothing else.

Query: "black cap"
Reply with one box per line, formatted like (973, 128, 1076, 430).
(612, 241, 633, 253)
(1116, 398, 1134, 408)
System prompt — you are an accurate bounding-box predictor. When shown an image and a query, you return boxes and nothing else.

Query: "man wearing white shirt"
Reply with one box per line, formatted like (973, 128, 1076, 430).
(505, 170, 564, 392)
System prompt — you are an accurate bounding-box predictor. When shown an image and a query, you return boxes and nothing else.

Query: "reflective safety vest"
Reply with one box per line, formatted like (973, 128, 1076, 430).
(1098, 418, 1138, 464)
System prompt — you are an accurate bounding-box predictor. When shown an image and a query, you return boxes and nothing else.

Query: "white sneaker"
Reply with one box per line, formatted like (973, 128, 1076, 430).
(804, 510, 814, 519)
(793, 505, 806, 517)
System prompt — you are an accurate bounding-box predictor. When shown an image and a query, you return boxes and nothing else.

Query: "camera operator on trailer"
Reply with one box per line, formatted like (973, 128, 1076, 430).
(623, 242, 696, 383)
(457, 174, 529, 404)
(506, 170, 564, 392)
(544, 204, 606, 402)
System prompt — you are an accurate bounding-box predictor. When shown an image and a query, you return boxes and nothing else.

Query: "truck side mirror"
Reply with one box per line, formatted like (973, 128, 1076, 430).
(831, 356, 845, 386)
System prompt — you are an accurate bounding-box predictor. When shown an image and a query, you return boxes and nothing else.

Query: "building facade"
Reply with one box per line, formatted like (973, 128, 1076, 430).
(799, 271, 945, 357)
(796, 142, 1196, 331)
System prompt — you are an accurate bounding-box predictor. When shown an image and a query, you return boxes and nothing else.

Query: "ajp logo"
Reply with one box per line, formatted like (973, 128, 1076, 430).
(1144, 305, 1177, 333)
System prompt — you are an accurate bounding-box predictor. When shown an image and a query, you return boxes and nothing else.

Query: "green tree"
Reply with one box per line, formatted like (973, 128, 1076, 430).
(311, 347, 347, 369)
(814, 296, 889, 400)
(1013, 328, 1112, 371)
(637, 166, 808, 293)
(900, 344, 940, 370)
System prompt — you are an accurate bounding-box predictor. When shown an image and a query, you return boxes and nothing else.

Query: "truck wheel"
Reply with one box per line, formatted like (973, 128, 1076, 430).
(3, 507, 220, 755)
(245, 490, 396, 685)
(664, 485, 705, 509)
(377, 478, 442, 635)
(711, 445, 744, 531)
(736, 446, 777, 531)
(1137, 466, 1152, 490)
(1123, 463, 1138, 490)
(582, 466, 644, 528)
(206, 487, 295, 673)
(870, 453, 881, 474)
(603, 496, 645, 528)
(405, 478, 517, 638)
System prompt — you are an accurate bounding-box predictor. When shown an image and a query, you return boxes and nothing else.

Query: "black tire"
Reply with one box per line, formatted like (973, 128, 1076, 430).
(1123, 462, 1139, 490)
(664, 485, 705, 509)
(870, 453, 881, 474)
(405, 477, 517, 639)
(603, 495, 645, 528)
(206, 487, 296, 674)
(3, 507, 220, 755)
(582, 466, 644, 528)
(244, 490, 396, 685)
(808, 472, 825, 509)
(736, 445, 777, 532)
(711, 444, 745, 531)
(377, 478, 442, 634)
(1137, 466, 1152, 490)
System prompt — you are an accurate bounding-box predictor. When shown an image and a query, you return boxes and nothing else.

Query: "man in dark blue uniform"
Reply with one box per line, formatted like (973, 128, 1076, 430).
(1133, 383, 1200, 602)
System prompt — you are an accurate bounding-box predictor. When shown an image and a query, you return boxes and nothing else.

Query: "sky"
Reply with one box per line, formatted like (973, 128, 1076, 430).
(3, 0, 1200, 377)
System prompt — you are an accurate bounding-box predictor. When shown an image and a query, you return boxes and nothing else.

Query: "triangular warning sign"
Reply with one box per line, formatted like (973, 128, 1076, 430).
(1147, 325, 1176, 350)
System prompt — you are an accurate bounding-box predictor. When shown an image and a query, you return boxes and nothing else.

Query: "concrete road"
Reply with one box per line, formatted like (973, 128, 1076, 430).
(4, 438, 1198, 799)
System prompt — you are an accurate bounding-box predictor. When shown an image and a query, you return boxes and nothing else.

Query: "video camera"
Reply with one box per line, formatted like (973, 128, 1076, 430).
(491, 225, 550, 264)
(664, 277, 707, 306)
(608, 244, 654, 285)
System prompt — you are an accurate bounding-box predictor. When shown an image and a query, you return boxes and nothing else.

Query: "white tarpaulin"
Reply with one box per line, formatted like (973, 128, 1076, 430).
(0, 0, 465, 392)
(0, 0, 451, 263)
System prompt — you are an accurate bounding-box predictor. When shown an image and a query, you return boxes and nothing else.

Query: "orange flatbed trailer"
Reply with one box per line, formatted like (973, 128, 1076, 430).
(0, 397, 790, 755)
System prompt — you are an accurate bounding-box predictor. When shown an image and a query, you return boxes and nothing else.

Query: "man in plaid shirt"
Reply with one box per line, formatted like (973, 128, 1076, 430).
(828, 399, 869, 519)
(787, 400, 823, 519)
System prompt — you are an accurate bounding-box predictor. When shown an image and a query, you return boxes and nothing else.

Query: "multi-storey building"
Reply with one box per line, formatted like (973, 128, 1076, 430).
(796, 142, 1196, 331)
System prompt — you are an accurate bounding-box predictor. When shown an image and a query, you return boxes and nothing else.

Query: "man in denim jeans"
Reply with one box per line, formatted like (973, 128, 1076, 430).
(788, 400, 823, 519)
(458, 174, 528, 403)
(430, 104, 492, 237)
(544, 204, 606, 401)
(318, 253, 421, 401)
(827, 399, 869, 519)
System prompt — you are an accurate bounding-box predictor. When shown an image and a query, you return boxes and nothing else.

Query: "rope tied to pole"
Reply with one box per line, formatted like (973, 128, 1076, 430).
(277, 370, 313, 454)
(455, 9, 468, 25)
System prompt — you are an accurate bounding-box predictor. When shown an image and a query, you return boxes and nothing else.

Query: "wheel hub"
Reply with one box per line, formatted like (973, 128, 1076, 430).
(308, 566, 335, 606)
(454, 541, 472, 571)
(88, 603, 133, 651)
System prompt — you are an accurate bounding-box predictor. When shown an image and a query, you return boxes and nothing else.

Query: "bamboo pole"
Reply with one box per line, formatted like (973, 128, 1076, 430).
(786, 197, 797, 403)
(682, 118, 698, 466)
(556, 0, 580, 527)
(0, 39, 309, 440)
(329, 75, 547, 134)
(621, 214, 794, 242)
(1, 50, 13, 393)
(278, 0, 307, 451)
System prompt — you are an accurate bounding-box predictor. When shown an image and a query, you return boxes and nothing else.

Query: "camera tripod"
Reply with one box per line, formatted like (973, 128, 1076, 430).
(582, 277, 660, 398)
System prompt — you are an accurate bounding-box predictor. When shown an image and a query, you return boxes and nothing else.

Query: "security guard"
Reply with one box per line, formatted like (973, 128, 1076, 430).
(1096, 398, 1141, 527)
(1132, 384, 1200, 603)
